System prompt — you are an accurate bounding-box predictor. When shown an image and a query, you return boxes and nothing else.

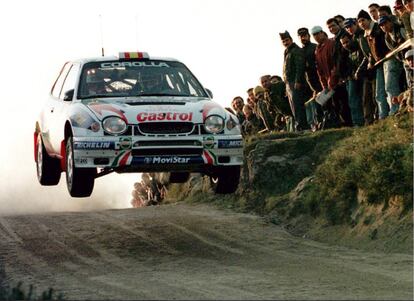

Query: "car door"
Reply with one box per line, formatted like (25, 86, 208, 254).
(42, 62, 71, 155)
(49, 63, 80, 154)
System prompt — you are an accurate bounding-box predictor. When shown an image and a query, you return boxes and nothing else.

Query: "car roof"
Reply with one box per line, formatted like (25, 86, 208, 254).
(73, 55, 181, 65)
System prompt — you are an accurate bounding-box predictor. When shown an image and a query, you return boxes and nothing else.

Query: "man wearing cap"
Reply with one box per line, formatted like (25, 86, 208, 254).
(298, 27, 323, 130)
(312, 26, 353, 127)
(379, 15, 406, 114)
(378, 5, 401, 24)
(340, 33, 365, 126)
(344, 17, 378, 125)
(358, 9, 390, 119)
(280, 31, 308, 131)
(392, 49, 414, 113)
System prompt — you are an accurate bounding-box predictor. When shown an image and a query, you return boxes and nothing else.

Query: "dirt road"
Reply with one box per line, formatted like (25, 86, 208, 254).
(0, 203, 412, 300)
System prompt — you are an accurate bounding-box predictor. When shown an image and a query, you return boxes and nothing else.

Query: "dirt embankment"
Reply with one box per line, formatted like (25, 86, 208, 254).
(0, 203, 412, 300)
(168, 115, 413, 254)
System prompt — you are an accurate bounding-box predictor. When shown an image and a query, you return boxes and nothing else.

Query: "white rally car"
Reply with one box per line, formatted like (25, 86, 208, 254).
(35, 52, 243, 197)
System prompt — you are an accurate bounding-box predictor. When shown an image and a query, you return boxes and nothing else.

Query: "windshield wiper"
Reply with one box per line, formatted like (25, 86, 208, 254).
(136, 93, 186, 97)
(80, 94, 115, 100)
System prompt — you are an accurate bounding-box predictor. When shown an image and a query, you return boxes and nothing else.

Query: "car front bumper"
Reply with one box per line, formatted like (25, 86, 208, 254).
(72, 134, 243, 172)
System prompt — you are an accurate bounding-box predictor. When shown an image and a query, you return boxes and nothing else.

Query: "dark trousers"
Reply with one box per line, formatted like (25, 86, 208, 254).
(332, 84, 353, 127)
(362, 78, 378, 125)
(286, 82, 308, 131)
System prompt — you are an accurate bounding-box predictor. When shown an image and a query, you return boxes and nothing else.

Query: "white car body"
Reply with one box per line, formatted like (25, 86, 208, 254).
(34, 53, 243, 197)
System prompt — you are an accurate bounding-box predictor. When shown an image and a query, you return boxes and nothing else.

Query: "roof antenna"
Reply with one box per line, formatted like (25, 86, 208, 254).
(99, 14, 105, 57)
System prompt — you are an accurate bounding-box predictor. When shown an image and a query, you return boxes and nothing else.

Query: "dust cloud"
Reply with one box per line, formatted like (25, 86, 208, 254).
(0, 116, 140, 216)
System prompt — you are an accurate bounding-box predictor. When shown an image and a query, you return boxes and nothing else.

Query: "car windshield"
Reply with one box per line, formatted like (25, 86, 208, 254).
(78, 60, 208, 99)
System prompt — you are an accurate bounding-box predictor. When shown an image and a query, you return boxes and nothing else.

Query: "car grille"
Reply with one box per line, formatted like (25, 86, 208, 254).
(137, 122, 195, 135)
(132, 148, 203, 156)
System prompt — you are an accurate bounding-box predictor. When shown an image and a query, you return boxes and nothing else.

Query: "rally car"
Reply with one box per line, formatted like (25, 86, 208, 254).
(35, 52, 243, 197)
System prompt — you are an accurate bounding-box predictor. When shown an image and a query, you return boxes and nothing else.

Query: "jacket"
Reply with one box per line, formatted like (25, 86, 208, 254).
(283, 43, 306, 84)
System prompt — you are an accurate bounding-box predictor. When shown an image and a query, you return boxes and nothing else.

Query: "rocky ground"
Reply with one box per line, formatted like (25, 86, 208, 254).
(0, 203, 412, 300)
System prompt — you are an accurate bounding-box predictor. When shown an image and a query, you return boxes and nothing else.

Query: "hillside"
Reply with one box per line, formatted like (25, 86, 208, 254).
(167, 113, 413, 254)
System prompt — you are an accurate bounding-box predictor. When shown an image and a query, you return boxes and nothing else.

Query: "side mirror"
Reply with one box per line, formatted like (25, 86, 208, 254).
(63, 89, 74, 101)
(206, 88, 213, 99)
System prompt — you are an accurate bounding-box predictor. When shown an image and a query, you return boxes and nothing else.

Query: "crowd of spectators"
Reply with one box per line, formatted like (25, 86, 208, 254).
(228, 1, 414, 136)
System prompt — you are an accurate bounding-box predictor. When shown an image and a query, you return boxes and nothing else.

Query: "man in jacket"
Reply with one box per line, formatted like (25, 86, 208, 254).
(298, 27, 323, 130)
(312, 26, 353, 127)
(340, 33, 365, 126)
(358, 9, 390, 119)
(280, 31, 308, 131)
(379, 15, 406, 114)
(344, 18, 378, 125)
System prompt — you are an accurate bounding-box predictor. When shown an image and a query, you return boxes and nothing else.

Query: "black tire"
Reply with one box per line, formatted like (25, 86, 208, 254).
(210, 166, 241, 194)
(36, 134, 61, 186)
(65, 137, 96, 198)
(169, 172, 190, 183)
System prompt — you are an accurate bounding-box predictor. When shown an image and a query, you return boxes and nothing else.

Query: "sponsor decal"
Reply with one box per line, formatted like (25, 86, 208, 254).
(202, 102, 224, 121)
(137, 112, 193, 122)
(70, 111, 96, 130)
(101, 61, 170, 68)
(203, 136, 215, 149)
(132, 156, 204, 165)
(218, 140, 243, 149)
(74, 141, 115, 150)
(119, 137, 132, 150)
(88, 103, 128, 122)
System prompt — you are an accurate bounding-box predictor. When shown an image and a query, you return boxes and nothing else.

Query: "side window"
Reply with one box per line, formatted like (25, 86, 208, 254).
(60, 64, 80, 99)
(51, 63, 72, 98)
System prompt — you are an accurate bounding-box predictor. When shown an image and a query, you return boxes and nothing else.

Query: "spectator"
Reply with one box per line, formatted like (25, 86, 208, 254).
(298, 27, 323, 130)
(242, 105, 262, 136)
(246, 88, 256, 108)
(393, 49, 414, 114)
(378, 16, 405, 114)
(270, 75, 283, 84)
(260, 75, 291, 130)
(395, 0, 414, 37)
(403, 0, 414, 31)
(369, 3, 381, 21)
(379, 5, 402, 24)
(340, 33, 365, 126)
(358, 9, 390, 119)
(344, 17, 378, 125)
(253, 86, 275, 132)
(280, 30, 308, 131)
(335, 14, 346, 27)
(231, 96, 246, 124)
(312, 25, 353, 127)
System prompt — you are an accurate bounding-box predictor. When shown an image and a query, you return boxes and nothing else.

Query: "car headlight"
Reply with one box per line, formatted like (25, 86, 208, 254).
(102, 116, 127, 135)
(204, 115, 224, 134)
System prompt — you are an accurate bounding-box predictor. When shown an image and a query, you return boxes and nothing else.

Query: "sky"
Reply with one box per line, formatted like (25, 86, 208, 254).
(0, 0, 377, 214)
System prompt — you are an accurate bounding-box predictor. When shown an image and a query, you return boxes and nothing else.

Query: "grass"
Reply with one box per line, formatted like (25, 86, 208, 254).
(168, 113, 413, 250)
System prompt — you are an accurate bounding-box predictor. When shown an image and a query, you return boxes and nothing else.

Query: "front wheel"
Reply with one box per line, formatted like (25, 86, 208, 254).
(210, 166, 241, 194)
(66, 137, 96, 198)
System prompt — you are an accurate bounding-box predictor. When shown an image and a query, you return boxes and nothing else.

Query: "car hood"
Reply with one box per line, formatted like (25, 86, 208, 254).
(82, 97, 227, 124)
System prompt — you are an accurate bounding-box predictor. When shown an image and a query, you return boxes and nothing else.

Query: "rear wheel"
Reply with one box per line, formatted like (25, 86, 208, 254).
(66, 137, 96, 198)
(210, 166, 241, 194)
(36, 134, 61, 186)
